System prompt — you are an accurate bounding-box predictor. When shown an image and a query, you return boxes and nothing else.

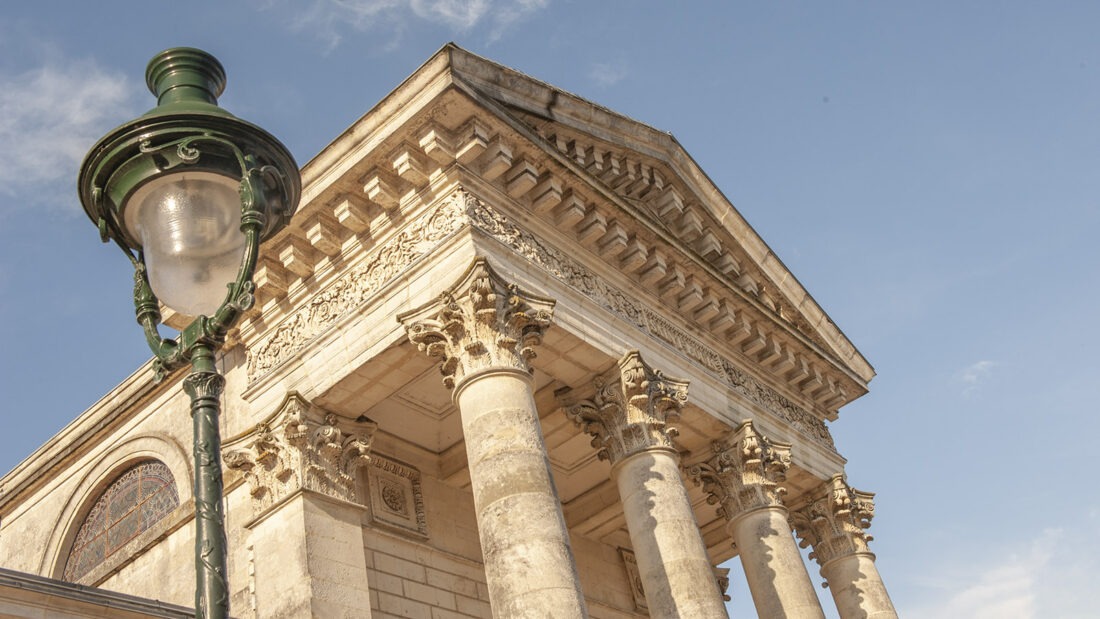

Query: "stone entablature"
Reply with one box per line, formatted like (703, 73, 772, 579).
(223, 392, 376, 515)
(244, 188, 839, 451)
(244, 189, 469, 379)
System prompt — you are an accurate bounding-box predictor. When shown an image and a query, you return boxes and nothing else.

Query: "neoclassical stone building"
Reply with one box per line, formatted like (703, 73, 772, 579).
(0, 45, 895, 618)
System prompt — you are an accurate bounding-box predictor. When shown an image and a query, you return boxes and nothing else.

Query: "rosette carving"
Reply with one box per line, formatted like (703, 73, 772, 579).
(564, 350, 688, 464)
(790, 474, 876, 567)
(224, 392, 376, 514)
(687, 421, 792, 520)
(398, 258, 555, 390)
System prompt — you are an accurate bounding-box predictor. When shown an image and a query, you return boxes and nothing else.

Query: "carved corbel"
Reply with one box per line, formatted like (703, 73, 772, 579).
(562, 350, 688, 464)
(398, 257, 555, 390)
(790, 474, 877, 567)
(224, 392, 377, 515)
(686, 421, 792, 521)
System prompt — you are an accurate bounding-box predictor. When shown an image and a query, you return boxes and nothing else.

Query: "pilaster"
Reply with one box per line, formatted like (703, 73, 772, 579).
(224, 392, 376, 618)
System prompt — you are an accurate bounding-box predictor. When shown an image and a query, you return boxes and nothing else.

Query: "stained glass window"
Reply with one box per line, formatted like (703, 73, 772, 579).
(64, 460, 179, 582)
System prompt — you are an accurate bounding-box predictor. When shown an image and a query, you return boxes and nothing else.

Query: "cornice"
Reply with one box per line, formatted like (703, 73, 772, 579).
(443, 45, 872, 382)
(239, 83, 866, 421)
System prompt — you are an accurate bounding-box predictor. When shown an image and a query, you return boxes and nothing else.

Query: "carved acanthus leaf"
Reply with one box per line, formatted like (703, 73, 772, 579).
(224, 392, 377, 514)
(564, 350, 687, 464)
(790, 474, 876, 567)
(399, 258, 555, 390)
(687, 421, 792, 520)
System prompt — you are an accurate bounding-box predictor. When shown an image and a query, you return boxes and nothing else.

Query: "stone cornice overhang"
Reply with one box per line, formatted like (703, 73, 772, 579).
(442, 88, 866, 419)
(0, 567, 194, 617)
(445, 45, 873, 383)
(237, 44, 871, 423)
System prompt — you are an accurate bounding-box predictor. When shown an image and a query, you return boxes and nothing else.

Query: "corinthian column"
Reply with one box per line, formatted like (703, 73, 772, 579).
(399, 258, 588, 619)
(565, 351, 726, 619)
(791, 476, 897, 619)
(688, 422, 825, 619)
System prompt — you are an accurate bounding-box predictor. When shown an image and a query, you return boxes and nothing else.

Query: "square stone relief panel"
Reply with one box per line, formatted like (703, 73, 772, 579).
(367, 454, 428, 538)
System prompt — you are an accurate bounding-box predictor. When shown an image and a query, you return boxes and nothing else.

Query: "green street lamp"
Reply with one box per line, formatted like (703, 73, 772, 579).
(77, 48, 300, 619)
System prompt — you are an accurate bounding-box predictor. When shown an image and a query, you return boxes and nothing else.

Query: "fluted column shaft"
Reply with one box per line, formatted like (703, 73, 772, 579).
(689, 421, 824, 619)
(792, 475, 897, 619)
(567, 351, 726, 619)
(400, 259, 587, 618)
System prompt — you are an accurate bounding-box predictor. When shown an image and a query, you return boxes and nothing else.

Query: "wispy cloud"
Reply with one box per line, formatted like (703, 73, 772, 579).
(0, 58, 140, 214)
(955, 359, 995, 396)
(262, 0, 549, 51)
(905, 525, 1099, 618)
(588, 59, 628, 88)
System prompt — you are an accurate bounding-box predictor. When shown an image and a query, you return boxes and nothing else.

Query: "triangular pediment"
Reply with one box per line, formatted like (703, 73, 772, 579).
(442, 47, 873, 379)
(240, 43, 874, 421)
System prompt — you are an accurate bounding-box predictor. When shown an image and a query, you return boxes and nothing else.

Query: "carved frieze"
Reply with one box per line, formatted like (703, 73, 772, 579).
(790, 474, 876, 567)
(687, 421, 793, 521)
(246, 191, 469, 380)
(398, 257, 555, 390)
(247, 187, 835, 451)
(224, 393, 376, 514)
(564, 351, 687, 464)
(366, 455, 427, 538)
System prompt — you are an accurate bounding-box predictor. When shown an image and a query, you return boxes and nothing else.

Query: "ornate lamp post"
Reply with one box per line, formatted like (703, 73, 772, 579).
(77, 48, 300, 619)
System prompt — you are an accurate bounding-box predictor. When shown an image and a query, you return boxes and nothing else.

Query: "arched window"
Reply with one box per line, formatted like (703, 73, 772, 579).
(64, 460, 180, 582)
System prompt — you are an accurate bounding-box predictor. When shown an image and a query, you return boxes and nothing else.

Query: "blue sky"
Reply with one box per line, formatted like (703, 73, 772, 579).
(1, 2, 1098, 617)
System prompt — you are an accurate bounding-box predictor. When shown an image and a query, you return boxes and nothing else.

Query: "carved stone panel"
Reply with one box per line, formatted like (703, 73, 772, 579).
(618, 548, 648, 612)
(366, 455, 427, 538)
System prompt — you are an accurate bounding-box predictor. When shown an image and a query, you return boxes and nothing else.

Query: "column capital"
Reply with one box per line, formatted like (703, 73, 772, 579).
(563, 350, 688, 464)
(791, 474, 877, 567)
(687, 421, 792, 521)
(398, 257, 555, 391)
(224, 392, 376, 515)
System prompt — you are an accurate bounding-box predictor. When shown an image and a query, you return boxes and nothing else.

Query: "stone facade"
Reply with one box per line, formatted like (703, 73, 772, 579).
(0, 44, 893, 618)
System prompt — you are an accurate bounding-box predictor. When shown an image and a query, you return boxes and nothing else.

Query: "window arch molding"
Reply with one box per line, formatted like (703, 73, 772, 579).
(44, 434, 191, 581)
